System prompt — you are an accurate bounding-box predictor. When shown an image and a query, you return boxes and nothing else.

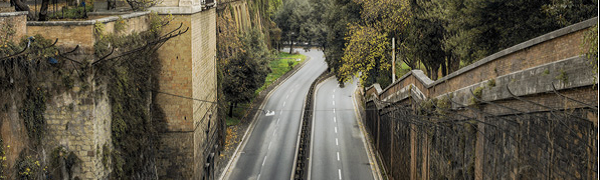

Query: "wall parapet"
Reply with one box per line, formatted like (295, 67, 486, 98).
(369, 17, 598, 107)
(26, 11, 149, 26)
(24, 11, 151, 54)
(0, 11, 28, 17)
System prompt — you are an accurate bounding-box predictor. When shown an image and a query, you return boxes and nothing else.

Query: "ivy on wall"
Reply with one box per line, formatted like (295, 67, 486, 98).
(93, 13, 176, 179)
(0, 34, 83, 179)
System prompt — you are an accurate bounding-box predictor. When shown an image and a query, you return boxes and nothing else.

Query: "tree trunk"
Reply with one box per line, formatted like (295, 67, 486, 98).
(107, 0, 116, 10)
(441, 58, 447, 77)
(228, 103, 234, 117)
(448, 55, 460, 74)
(289, 39, 294, 54)
(10, 0, 34, 20)
(38, 0, 50, 21)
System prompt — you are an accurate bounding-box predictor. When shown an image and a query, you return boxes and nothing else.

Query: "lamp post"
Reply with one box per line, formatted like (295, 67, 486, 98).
(392, 37, 395, 83)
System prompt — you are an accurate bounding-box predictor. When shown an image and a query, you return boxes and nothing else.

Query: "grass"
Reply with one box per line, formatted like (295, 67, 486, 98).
(256, 52, 306, 93)
(225, 105, 246, 126)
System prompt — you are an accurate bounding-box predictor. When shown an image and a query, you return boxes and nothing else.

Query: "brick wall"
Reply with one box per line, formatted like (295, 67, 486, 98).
(44, 79, 112, 179)
(0, 11, 163, 179)
(377, 18, 598, 100)
(26, 11, 150, 54)
(154, 7, 218, 179)
(0, 12, 27, 43)
(364, 17, 598, 180)
(1, 8, 219, 179)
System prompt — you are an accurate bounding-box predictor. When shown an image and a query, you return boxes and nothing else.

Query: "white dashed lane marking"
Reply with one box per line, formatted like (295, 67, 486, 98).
(262, 156, 267, 166)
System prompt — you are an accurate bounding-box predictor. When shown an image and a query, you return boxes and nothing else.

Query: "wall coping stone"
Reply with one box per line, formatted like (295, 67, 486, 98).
(26, 11, 150, 26)
(374, 17, 598, 98)
(383, 55, 594, 109)
(0, 11, 28, 17)
(149, 4, 217, 15)
(431, 17, 598, 87)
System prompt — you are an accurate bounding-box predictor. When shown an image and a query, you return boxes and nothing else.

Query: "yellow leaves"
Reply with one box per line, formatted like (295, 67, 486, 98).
(354, 0, 410, 34)
(339, 24, 391, 84)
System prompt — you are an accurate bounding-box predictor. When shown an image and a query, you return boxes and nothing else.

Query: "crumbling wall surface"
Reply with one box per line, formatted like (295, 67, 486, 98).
(0, 11, 27, 42)
(0, 10, 155, 179)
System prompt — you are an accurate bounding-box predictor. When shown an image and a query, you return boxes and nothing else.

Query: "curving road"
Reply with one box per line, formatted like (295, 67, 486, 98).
(223, 49, 327, 180)
(309, 77, 376, 180)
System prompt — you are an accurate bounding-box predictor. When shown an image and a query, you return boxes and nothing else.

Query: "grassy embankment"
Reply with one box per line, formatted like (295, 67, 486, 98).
(226, 52, 306, 126)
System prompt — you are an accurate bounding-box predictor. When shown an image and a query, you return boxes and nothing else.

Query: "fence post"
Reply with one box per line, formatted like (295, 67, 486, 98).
(390, 108, 395, 179)
(475, 113, 485, 180)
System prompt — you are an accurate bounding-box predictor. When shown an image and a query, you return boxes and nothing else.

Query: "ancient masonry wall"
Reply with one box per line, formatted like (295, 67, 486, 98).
(0, 11, 151, 179)
(0, 11, 27, 42)
(153, 6, 218, 179)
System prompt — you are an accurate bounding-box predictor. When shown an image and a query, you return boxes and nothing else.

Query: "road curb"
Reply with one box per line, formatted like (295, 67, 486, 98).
(352, 87, 384, 180)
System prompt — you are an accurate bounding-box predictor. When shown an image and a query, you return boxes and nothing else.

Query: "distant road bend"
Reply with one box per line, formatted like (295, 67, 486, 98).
(223, 49, 327, 180)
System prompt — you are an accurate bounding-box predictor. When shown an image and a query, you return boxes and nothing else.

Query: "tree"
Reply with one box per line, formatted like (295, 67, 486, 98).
(441, 0, 597, 64)
(339, 24, 391, 87)
(321, 0, 361, 76)
(10, 0, 34, 20)
(273, 0, 312, 53)
(336, 0, 410, 86)
(222, 28, 272, 117)
(403, 0, 447, 80)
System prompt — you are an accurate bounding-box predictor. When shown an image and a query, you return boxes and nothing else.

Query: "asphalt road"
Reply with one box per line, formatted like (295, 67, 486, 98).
(309, 77, 376, 180)
(224, 48, 327, 180)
